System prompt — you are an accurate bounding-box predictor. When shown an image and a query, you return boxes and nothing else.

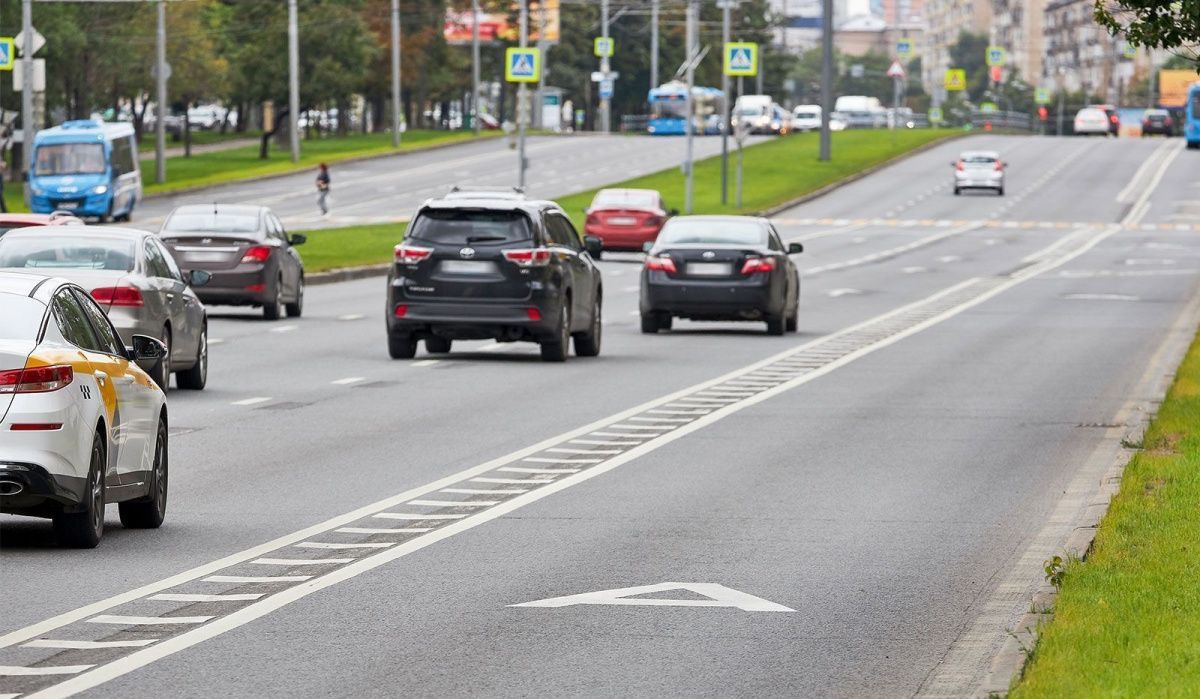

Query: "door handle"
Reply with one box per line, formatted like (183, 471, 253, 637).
(93, 371, 108, 385)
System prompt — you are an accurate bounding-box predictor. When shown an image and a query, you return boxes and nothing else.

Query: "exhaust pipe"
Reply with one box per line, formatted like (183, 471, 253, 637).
(0, 480, 24, 496)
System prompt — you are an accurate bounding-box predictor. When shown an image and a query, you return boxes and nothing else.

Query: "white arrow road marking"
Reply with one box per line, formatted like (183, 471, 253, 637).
(510, 582, 795, 612)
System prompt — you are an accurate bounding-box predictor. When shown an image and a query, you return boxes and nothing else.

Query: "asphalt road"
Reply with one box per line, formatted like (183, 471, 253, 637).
(3, 134, 1199, 698)
(133, 133, 767, 232)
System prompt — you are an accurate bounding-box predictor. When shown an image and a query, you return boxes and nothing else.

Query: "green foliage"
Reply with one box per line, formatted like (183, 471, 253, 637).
(949, 31, 990, 101)
(1095, 1, 1200, 68)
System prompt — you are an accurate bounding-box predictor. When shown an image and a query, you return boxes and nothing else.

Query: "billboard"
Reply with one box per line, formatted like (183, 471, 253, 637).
(444, 1, 560, 45)
(1159, 69, 1199, 108)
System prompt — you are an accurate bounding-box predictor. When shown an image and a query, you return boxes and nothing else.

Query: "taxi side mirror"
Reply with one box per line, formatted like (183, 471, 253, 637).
(583, 235, 603, 258)
(129, 334, 167, 374)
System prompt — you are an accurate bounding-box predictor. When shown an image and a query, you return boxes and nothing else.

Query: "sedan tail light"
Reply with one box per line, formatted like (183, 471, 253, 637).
(502, 248, 552, 268)
(1110, 114, 1120, 124)
(0, 365, 73, 394)
(741, 257, 777, 275)
(644, 255, 677, 274)
(955, 160, 965, 172)
(91, 285, 144, 307)
(394, 244, 433, 264)
(994, 160, 1003, 171)
(241, 245, 272, 264)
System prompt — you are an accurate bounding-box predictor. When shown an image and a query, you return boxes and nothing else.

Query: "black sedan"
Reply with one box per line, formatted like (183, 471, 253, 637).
(640, 215, 801, 335)
(159, 204, 306, 320)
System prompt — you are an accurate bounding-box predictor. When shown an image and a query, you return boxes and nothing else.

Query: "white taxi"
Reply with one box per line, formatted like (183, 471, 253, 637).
(0, 271, 169, 548)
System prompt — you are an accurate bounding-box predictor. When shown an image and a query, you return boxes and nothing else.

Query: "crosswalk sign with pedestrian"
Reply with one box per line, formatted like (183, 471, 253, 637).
(724, 42, 758, 77)
(943, 68, 966, 92)
(0, 38, 13, 72)
(505, 47, 541, 84)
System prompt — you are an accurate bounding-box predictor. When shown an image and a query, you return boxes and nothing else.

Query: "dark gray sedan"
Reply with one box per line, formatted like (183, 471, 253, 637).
(159, 204, 306, 320)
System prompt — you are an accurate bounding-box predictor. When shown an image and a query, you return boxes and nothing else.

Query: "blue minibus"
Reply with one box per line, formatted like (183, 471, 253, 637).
(1187, 83, 1200, 149)
(29, 120, 142, 221)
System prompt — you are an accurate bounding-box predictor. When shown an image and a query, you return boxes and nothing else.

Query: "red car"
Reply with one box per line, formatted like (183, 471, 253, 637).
(584, 188, 676, 253)
(0, 212, 84, 238)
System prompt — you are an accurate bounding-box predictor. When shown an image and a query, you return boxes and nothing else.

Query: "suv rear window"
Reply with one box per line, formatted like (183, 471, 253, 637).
(409, 209, 532, 245)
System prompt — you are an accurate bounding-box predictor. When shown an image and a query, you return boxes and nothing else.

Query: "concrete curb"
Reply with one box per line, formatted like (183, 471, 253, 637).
(308, 263, 392, 286)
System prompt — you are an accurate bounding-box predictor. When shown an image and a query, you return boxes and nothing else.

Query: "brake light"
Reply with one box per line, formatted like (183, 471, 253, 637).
(645, 215, 665, 228)
(245, 283, 265, 293)
(91, 285, 143, 307)
(644, 255, 677, 273)
(955, 160, 964, 172)
(526, 308, 542, 321)
(994, 160, 1003, 171)
(0, 365, 73, 394)
(241, 245, 272, 264)
(741, 257, 776, 275)
(393, 304, 408, 318)
(503, 248, 552, 267)
(394, 244, 433, 264)
(1110, 114, 1119, 124)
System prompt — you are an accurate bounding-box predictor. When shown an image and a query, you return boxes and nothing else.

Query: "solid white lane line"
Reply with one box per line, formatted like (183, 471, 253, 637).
(411, 360, 440, 367)
(331, 377, 364, 385)
(0, 666, 93, 676)
(249, 558, 355, 566)
(148, 594, 263, 603)
(500, 467, 581, 474)
(407, 499, 499, 507)
(86, 616, 213, 626)
(23, 640, 157, 650)
(230, 397, 271, 406)
(471, 477, 554, 484)
(522, 457, 604, 464)
(201, 576, 312, 584)
(440, 488, 528, 495)
(372, 513, 467, 520)
(546, 448, 622, 455)
(335, 527, 432, 534)
(294, 542, 392, 550)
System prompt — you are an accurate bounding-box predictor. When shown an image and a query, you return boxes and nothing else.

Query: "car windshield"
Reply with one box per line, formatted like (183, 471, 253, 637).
(795, 111, 818, 118)
(34, 143, 106, 176)
(962, 155, 997, 165)
(652, 100, 688, 119)
(409, 209, 532, 244)
(592, 191, 658, 209)
(735, 106, 766, 117)
(0, 295, 45, 339)
(0, 236, 137, 271)
(163, 211, 261, 234)
(658, 219, 767, 246)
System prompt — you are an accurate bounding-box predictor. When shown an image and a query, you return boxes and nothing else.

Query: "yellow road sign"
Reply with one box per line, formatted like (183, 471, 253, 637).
(724, 42, 758, 77)
(505, 47, 541, 83)
(944, 69, 966, 92)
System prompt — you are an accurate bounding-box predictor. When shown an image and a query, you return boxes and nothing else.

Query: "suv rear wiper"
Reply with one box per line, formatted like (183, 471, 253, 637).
(465, 235, 508, 243)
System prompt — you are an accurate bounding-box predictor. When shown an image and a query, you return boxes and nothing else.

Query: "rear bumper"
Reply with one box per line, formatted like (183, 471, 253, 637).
(193, 269, 270, 306)
(29, 193, 112, 217)
(0, 461, 86, 517)
(586, 225, 660, 251)
(955, 174, 1003, 189)
(641, 277, 781, 320)
(387, 299, 562, 341)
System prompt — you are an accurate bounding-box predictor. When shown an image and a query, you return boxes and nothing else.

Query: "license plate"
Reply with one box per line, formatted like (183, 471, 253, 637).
(608, 216, 637, 226)
(186, 251, 231, 262)
(440, 260, 494, 274)
(57, 201, 79, 210)
(687, 262, 731, 276)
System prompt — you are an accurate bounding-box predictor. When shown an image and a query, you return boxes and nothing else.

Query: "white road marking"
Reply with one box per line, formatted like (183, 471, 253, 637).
(1063, 293, 1140, 301)
(148, 594, 263, 603)
(500, 466, 581, 474)
(0, 666, 94, 676)
(201, 575, 312, 584)
(590, 431, 653, 438)
(338, 314, 365, 321)
(623, 285, 640, 292)
(331, 377, 364, 385)
(86, 616, 212, 626)
(647, 409, 709, 415)
(522, 457, 604, 464)
(411, 359, 440, 367)
(626, 417, 691, 423)
(511, 582, 794, 612)
(294, 542, 392, 550)
(230, 397, 271, 406)
(407, 499, 499, 507)
(269, 325, 298, 333)
(23, 640, 157, 650)
(335, 527, 432, 534)
(601, 424, 671, 431)
(902, 266, 926, 274)
(569, 439, 642, 446)
(803, 222, 979, 276)
(207, 338, 225, 345)
(1124, 258, 1177, 265)
(937, 255, 961, 263)
(441, 487, 529, 495)
(546, 448, 622, 455)
(827, 288, 863, 297)
(471, 477, 554, 485)
(372, 513, 467, 520)
(249, 558, 355, 566)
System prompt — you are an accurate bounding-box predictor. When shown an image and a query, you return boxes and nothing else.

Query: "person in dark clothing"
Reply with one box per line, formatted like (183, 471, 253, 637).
(316, 163, 331, 216)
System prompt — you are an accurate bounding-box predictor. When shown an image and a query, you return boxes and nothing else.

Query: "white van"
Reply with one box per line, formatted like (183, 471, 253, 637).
(732, 95, 776, 134)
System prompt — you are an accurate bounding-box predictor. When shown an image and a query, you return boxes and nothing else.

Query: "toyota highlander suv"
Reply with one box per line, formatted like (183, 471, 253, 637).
(386, 188, 604, 362)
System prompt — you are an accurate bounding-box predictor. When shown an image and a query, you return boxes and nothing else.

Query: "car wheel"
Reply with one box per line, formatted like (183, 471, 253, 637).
(640, 312, 660, 334)
(574, 297, 602, 357)
(786, 302, 799, 333)
(152, 326, 171, 391)
(540, 302, 570, 362)
(388, 333, 418, 359)
(766, 314, 786, 336)
(953, 187, 961, 196)
(53, 429, 105, 548)
(263, 277, 284, 320)
(285, 277, 304, 318)
(119, 416, 168, 529)
(997, 186, 1005, 196)
(176, 322, 207, 390)
(425, 336, 452, 354)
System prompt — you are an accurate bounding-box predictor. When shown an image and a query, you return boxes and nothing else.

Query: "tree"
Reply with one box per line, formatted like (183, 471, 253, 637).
(949, 31, 989, 101)
(1096, 2, 1200, 68)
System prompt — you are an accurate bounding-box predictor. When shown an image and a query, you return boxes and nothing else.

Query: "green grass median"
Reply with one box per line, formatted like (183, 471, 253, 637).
(1012, 325, 1200, 696)
(295, 223, 405, 274)
(557, 128, 957, 230)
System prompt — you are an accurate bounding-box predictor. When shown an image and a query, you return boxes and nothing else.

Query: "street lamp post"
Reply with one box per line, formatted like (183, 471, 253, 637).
(720, 1, 731, 205)
(391, 0, 402, 147)
(518, 0, 528, 188)
(20, 0, 33, 183)
(684, 0, 697, 214)
(818, 0, 832, 161)
(287, 0, 300, 163)
(650, 0, 659, 91)
(472, 0, 481, 135)
(600, 0, 610, 133)
(155, 0, 167, 184)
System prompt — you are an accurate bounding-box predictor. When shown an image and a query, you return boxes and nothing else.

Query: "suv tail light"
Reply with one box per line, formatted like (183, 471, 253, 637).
(91, 285, 144, 307)
(241, 245, 272, 264)
(502, 248, 552, 267)
(741, 257, 776, 275)
(955, 160, 964, 172)
(1110, 114, 1119, 124)
(394, 244, 433, 264)
(0, 365, 73, 394)
(644, 255, 677, 273)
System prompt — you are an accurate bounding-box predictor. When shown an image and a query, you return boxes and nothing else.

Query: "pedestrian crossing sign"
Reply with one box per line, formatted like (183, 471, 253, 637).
(0, 38, 13, 72)
(505, 47, 541, 83)
(944, 68, 966, 92)
(724, 42, 758, 77)
(928, 106, 943, 123)
(985, 45, 1007, 67)
(594, 37, 614, 58)
(1035, 87, 1051, 104)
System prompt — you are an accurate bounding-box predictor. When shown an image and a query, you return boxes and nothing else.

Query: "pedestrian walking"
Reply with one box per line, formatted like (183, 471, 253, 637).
(316, 163, 331, 216)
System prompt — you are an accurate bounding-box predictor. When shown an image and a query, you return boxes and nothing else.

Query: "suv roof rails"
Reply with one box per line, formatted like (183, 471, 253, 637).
(444, 185, 526, 200)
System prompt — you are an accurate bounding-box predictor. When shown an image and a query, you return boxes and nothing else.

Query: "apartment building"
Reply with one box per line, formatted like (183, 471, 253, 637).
(991, 0, 1047, 84)
(1043, 0, 1144, 102)
(921, 0, 992, 95)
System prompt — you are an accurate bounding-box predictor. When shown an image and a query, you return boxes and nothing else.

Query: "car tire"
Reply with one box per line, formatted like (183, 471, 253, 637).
(425, 336, 452, 354)
(997, 186, 1005, 196)
(53, 429, 105, 549)
(263, 277, 284, 320)
(540, 302, 570, 362)
(176, 322, 207, 390)
(953, 187, 961, 196)
(152, 326, 171, 391)
(640, 312, 660, 334)
(786, 302, 799, 333)
(388, 333, 418, 359)
(285, 277, 304, 318)
(574, 297, 602, 357)
(119, 417, 168, 529)
(766, 314, 786, 336)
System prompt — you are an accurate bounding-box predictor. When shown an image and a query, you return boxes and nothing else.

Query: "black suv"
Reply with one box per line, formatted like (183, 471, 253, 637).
(386, 189, 605, 362)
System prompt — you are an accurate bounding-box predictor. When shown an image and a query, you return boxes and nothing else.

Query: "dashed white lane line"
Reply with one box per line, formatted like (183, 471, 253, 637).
(331, 377, 365, 385)
(148, 594, 264, 603)
(0, 666, 93, 676)
(23, 640, 157, 650)
(269, 325, 298, 334)
(827, 288, 864, 297)
(372, 513, 467, 520)
(569, 439, 642, 446)
(231, 397, 271, 406)
(207, 338, 225, 345)
(336, 527, 432, 534)
(411, 359, 440, 367)
(86, 616, 212, 626)
(250, 558, 354, 566)
(201, 575, 311, 584)
(294, 542, 392, 550)
(1063, 293, 1140, 301)
(441, 487, 528, 495)
(500, 466, 581, 474)
(802, 222, 980, 276)
(903, 266, 927, 274)
(338, 314, 365, 321)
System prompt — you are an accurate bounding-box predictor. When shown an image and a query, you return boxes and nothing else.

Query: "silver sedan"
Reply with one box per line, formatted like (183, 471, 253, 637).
(0, 227, 211, 390)
(952, 150, 1006, 196)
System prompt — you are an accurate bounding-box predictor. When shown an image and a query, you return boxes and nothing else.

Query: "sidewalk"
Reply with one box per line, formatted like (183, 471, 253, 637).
(158, 137, 259, 159)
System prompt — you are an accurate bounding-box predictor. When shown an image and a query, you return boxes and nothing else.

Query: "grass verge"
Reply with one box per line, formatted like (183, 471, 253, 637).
(1011, 323, 1200, 696)
(557, 128, 957, 230)
(295, 222, 405, 274)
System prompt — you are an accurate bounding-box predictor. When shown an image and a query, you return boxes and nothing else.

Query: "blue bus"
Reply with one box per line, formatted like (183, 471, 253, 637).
(1187, 83, 1200, 149)
(648, 82, 726, 136)
(30, 120, 142, 221)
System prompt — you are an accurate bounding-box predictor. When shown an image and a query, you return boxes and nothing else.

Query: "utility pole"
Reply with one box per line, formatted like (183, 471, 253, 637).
(650, 0, 659, 91)
(720, 0, 731, 205)
(518, 0, 528, 188)
(287, 0, 300, 163)
(684, 0, 697, 214)
(20, 0, 33, 184)
(600, 0, 611, 133)
(472, 0, 481, 135)
(818, 0, 832, 161)
(391, 0, 402, 147)
(154, 0, 167, 184)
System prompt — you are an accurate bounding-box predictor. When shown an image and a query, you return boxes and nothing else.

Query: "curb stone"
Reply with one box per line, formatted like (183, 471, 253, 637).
(308, 263, 392, 286)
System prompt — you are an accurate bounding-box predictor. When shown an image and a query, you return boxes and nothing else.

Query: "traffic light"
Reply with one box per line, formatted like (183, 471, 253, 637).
(1038, 106, 1049, 121)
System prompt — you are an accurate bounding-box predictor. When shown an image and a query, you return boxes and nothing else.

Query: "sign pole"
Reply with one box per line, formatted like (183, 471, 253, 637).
(684, 0, 696, 215)
(472, 0, 481, 136)
(155, 0, 167, 184)
(20, 0, 33, 190)
(818, 0, 832, 161)
(518, 0, 528, 189)
(650, 0, 658, 91)
(720, 1, 730, 205)
(600, 0, 610, 134)
(391, 0, 402, 146)
(287, 0, 300, 163)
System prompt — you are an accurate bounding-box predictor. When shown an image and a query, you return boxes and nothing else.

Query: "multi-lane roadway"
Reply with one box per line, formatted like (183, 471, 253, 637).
(2, 134, 1199, 697)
